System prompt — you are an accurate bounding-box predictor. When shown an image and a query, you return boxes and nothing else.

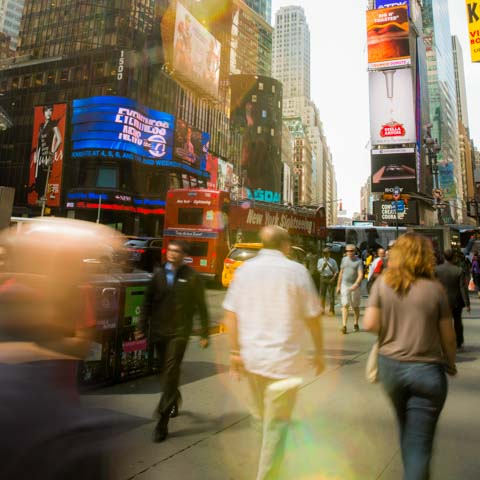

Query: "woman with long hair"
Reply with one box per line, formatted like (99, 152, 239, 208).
(364, 233, 457, 480)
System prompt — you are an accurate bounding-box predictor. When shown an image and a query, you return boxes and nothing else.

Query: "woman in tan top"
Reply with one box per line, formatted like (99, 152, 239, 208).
(364, 233, 457, 480)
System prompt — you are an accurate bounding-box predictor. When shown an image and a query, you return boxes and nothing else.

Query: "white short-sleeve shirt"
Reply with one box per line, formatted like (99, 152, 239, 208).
(223, 249, 321, 379)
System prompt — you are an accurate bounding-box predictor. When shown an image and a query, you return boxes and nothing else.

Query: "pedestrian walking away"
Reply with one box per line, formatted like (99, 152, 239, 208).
(364, 233, 457, 480)
(367, 247, 386, 294)
(317, 247, 338, 315)
(336, 244, 363, 333)
(435, 249, 470, 350)
(140, 239, 210, 443)
(223, 226, 325, 480)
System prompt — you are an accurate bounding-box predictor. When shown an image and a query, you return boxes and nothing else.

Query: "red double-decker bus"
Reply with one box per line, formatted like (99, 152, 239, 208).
(163, 189, 327, 282)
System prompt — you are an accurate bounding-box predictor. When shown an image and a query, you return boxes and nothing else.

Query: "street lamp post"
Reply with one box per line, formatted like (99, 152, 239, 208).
(423, 123, 443, 224)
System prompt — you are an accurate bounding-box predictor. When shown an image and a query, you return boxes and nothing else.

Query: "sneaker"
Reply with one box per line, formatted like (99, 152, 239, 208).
(354, 324, 360, 332)
(341, 326, 347, 334)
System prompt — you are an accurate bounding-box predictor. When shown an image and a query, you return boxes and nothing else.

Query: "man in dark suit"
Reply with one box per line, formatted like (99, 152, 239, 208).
(435, 249, 470, 350)
(140, 239, 209, 442)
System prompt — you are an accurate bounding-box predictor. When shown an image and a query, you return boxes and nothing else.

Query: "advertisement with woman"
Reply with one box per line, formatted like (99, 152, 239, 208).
(28, 103, 67, 208)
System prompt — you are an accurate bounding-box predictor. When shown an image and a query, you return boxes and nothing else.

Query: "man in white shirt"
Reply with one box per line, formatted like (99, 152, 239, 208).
(317, 247, 339, 316)
(223, 226, 324, 480)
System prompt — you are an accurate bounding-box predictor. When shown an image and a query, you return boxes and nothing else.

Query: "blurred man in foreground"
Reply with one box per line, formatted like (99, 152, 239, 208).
(223, 226, 324, 480)
(0, 218, 130, 479)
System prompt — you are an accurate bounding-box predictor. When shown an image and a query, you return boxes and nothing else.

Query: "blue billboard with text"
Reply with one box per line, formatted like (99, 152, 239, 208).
(72, 96, 175, 163)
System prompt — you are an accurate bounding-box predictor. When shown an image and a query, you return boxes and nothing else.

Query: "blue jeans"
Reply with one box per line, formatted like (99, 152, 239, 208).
(378, 355, 448, 480)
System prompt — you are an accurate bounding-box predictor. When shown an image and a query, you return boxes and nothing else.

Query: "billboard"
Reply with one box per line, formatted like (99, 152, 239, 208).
(174, 119, 210, 170)
(371, 147, 417, 193)
(72, 96, 174, 162)
(217, 158, 234, 192)
(369, 68, 416, 145)
(466, 1, 480, 62)
(173, 2, 221, 98)
(367, 6, 411, 69)
(373, 199, 418, 225)
(375, 1, 410, 17)
(28, 103, 67, 207)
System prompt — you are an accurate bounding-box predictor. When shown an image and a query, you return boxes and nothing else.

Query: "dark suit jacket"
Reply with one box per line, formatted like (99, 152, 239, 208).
(435, 261, 469, 310)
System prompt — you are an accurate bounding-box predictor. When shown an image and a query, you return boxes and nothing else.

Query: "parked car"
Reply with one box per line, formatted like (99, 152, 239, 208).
(221, 243, 262, 287)
(221, 243, 308, 287)
(124, 237, 163, 272)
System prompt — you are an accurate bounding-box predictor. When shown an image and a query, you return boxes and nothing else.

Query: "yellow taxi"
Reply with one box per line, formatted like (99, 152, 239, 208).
(221, 243, 262, 287)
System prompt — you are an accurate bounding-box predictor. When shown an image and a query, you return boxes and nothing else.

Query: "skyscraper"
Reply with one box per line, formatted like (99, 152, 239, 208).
(423, 0, 463, 221)
(452, 36, 469, 130)
(0, 0, 24, 51)
(273, 6, 310, 100)
(244, 0, 271, 24)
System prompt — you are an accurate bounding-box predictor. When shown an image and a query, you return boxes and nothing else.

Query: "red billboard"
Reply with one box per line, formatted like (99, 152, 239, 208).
(28, 103, 67, 208)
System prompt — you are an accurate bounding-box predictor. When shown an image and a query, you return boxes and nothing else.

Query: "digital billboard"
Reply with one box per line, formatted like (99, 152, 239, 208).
(217, 158, 234, 192)
(373, 199, 418, 225)
(174, 119, 210, 170)
(375, 1, 410, 17)
(369, 68, 416, 145)
(371, 147, 417, 194)
(28, 103, 67, 208)
(367, 6, 411, 69)
(72, 96, 175, 163)
(173, 2, 221, 98)
(466, 1, 480, 62)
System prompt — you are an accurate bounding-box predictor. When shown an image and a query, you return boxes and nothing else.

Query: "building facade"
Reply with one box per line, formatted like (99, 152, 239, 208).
(244, 0, 271, 24)
(0, 0, 24, 51)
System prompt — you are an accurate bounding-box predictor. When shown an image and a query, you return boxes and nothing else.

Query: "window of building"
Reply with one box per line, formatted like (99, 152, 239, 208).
(258, 82, 263, 91)
(96, 167, 118, 188)
(34, 73, 44, 86)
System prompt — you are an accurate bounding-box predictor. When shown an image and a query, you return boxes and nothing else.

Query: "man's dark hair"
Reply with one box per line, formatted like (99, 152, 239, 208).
(169, 239, 190, 255)
(43, 104, 54, 112)
(443, 249, 454, 262)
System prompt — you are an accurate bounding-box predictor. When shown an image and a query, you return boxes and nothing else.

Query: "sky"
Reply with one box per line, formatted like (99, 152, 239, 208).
(271, 0, 480, 216)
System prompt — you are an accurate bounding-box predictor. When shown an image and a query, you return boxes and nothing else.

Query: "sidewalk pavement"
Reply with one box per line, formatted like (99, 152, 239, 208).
(83, 295, 480, 480)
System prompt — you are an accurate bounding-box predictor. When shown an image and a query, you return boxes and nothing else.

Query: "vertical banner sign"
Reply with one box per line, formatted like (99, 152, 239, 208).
(467, 1, 480, 62)
(28, 103, 67, 208)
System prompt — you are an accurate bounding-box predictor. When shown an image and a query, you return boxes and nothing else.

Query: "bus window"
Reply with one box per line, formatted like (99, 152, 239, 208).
(188, 241, 209, 257)
(178, 208, 204, 225)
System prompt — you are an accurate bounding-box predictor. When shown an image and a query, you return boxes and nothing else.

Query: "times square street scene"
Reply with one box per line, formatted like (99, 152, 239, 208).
(1, 1, 480, 479)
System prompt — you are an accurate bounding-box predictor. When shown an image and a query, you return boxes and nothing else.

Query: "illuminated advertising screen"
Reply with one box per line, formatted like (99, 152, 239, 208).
(28, 103, 67, 208)
(174, 119, 210, 170)
(72, 96, 175, 162)
(466, 1, 480, 62)
(369, 68, 416, 145)
(204, 154, 218, 189)
(371, 147, 417, 193)
(375, 1, 410, 17)
(173, 2, 221, 98)
(217, 158, 234, 192)
(367, 6, 411, 69)
(373, 199, 418, 225)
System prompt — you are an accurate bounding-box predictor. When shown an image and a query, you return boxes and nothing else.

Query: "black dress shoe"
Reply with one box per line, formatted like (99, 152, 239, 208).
(152, 417, 169, 443)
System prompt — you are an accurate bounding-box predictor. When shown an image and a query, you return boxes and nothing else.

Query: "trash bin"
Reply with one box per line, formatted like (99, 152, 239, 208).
(78, 274, 121, 388)
(113, 272, 152, 382)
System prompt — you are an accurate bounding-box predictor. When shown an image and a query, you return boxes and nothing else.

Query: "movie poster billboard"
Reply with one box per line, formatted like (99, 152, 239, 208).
(466, 0, 480, 62)
(173, 2, 221, 98)
(438, 162, 457, 200)
(217, 158, 234, 192)
(369, 68, 416, 145)
(174, 119, 210, 170)
(367, 6, 411, 69)
(371, 147, 417, 194)
(204, 154, 218, 189)
(28, 103, 67, 208)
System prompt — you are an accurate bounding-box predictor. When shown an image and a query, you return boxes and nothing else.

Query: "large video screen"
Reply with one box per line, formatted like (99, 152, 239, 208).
(173, 2, 221, 98)
(28, 103, 67, 208)
(72, 96, 175, 164)
(174, 119, 210, 170)
(367, 6, 410, 69)
(369, 68, 416, 146)
(371, 148, 417, 194)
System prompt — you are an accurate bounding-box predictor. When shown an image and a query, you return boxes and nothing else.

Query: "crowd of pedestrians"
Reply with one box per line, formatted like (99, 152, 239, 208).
(0, 219, 474, 480)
